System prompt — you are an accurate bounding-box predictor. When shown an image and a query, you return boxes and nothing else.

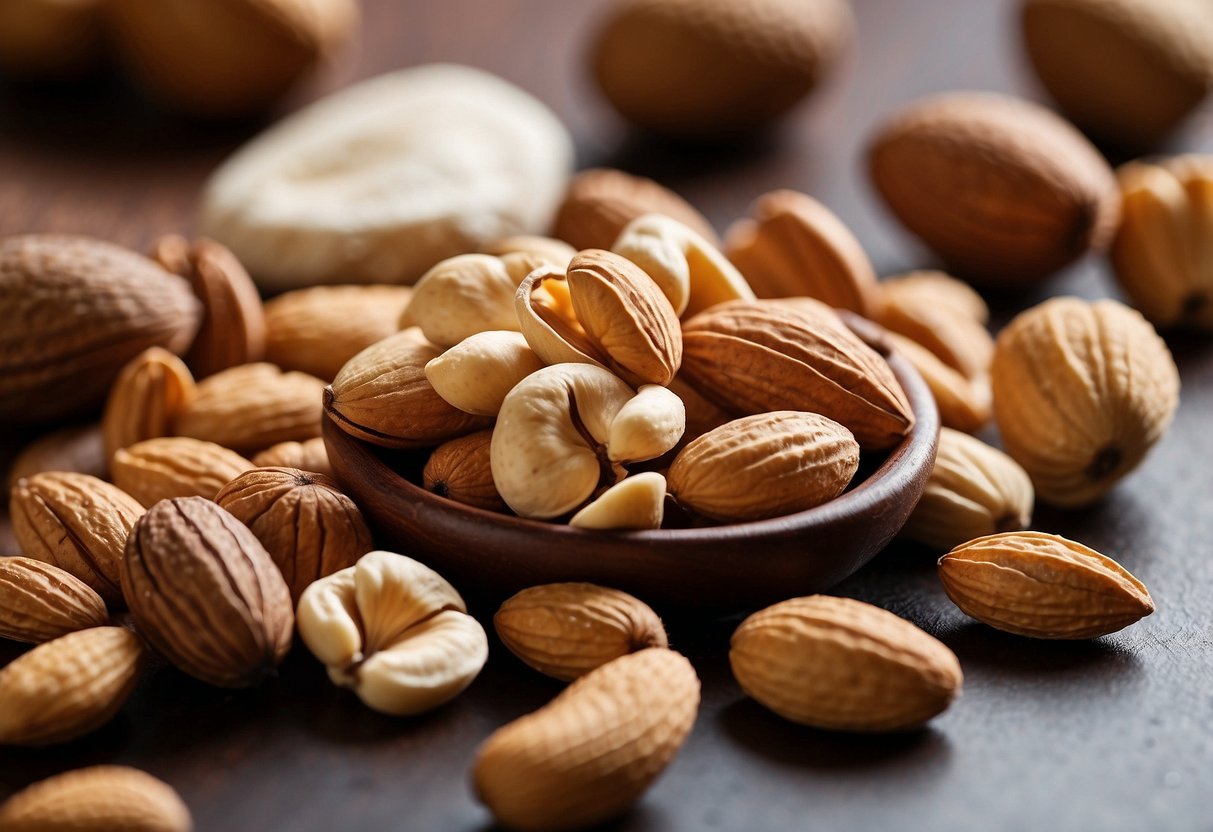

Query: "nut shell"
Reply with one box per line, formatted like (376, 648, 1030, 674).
(422, 430, 505, 513)
(111, 437, 253, 507)
(251, 437, 332, 477)
(0, 557, 109, 644)
(0, 765, 192, 832)
(102, 347, 197, 462)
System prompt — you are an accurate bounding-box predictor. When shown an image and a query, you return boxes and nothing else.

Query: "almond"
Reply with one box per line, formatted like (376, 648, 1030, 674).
(251, 437, 332, 477)
(102, 347, 196, 462)
(939, 531, 1154, 639)
(730, 595, 962, 731)
(0, 557, 109, 644)
(422, 430, 504, 512)
(0, 765, 192, 832)
(111, 437, 253, 507)
(885, 332, 991, 434)
(877, 271, 993, 381)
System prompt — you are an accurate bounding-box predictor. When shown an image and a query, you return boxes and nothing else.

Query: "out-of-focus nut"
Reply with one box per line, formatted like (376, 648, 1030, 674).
(0, 0, 105, 78)
(102, 347, 196, 462)
(111, 437, 253, 507)
(252, 437, 332, 477)
(877, 272, 993, 381)
(7, 424, 107, 490)
(0, 766, 192, 832)
(886, 332, 991, 434)
(483, 235, 578, 268)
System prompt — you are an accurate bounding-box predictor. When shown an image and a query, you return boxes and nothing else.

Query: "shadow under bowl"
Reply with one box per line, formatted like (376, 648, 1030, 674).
(324, 316, 940, 611)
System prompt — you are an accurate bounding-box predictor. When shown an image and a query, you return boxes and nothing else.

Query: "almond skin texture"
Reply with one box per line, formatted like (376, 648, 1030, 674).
(121, 497, 293, 688)
(991, 297, 1179, 507)
(0, 765, 192, 832)
(885, 332, 991, 434)
(422, 430, 505, 512)
(494, 583, 668, 681)
(10, 471, 145, 605)
(251, 437, 332, 477)
(730, 595, 962, 731)
(473, 648, 700, 832)
(939, 531, 1154, 639)
(0, 626, 145, 746)
(111, 437, 253, 507)
(215, 467, 374, 603)
(0, 234, 201, 424)
(0, 557, 109, 644)
(102, 347, 197, 462)
(868, 92, 1119, 285)
(552, 168, 718, 250)
(877, 271, 993, 381)
(680, 298, 913, 450)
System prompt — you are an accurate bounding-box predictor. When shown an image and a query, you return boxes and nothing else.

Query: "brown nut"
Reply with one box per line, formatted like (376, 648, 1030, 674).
(423, 430, 505, 513)
(0, 765, 192, 832)
(0, 0, 104, 78)
(252, 437, 332, 477)
(102, 347, 197, 462)
(111, 436, 253, 507)
(885, 332, 991, 434)
(0, 557, 109, 644)
(877, 271, 993, 380)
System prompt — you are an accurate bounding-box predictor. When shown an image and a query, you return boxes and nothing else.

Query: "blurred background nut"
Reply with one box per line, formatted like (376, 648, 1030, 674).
(589, 0, 854, 140)
(252, 437, 332, 477)
(884, 332, 991, 434)
(0, 766, 192, 832)
(876, 272, 993, 382)
(102, 347, 196, 463)
(106, 0, 359, 118)
(552, 168, 718, 250)
(111, 436, 253, 506)
(1021, 0, 1213, 151)
(0, 0, 104, 78)
(7, 424, 107, 490)
(423, 430, 505, 513)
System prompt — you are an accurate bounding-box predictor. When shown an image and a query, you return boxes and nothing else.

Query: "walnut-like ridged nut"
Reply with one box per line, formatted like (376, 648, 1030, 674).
(877, 271, 993, 381)
(9, 472, 145, 605)
(494, 583, 668, 680)
(552, 167, 718, 250)
(121, 497, 294, 688)
(252, 437, 332, 477)
(939, 531, 1154, 639)
(991, 297, 1179, 507)
(725, 189, 879, 316)
(102, 346, 196, 462)
(668, 412, 858, 522)
(0, 627, 145, 746)
(0, 766, 192, 832)
(111, 436, 253, 507)
(216, 467, 374, 603)
(901, 428, 1033, 551)
(7, 423, 107, 490)
(473, 648, 700, 831)
(325, 328, 493, 449)
(423, 430, 505, 513)
(730, 595, 962, 731)
(0, 557, 109, 644)
(173, 362, 325, 455)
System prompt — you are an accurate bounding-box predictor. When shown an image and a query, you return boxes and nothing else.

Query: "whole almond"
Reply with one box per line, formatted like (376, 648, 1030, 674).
(7, 423, 107, 489)
(991, 297, 1179, 507)
(0, 765, 192, 832)
(102, 347, 197, 462)
(215, 467, 374, 603)
(121, 497, 293, 687)
(151, 234, 266, 379)
(325, 329, 492, 449)
(494, 583, 668, 681)
(939, 531, 1154, 639)
(868, 91, 1118, 285)
(901, 428, 1033, 551)
(0, 557, 109, 643)
(680, 298, 914, 450)
(111, 437, 253, 507)
(473, 648, 700, 831)
(422, 430, 505, 512)
(0, 626, 145, 746)
(173, 362, 325, 454)
(885, 332, 991, 434)
(264, 284, 414, 381)
(10, 471, 145, 605)
(0, 234, 201, 424)
(877, 271, 993, 380)
(252, 437, 332, 477)
(725, 189, 879, 316)
(552, 167, 718, 250)
(730, 595, 962, 731)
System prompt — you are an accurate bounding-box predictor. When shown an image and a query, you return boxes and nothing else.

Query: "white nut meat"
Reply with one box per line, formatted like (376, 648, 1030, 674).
(296, 550, 488, 716)
(570, 472, 667, 530)
(406, 252, 542, 347)
(607, 384, 685, 463)
(425, 330, 545, 416)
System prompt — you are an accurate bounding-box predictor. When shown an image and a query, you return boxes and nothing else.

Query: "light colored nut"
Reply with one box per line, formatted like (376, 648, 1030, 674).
(0, 765, 192, 832)
(423, 430, 505, 513)
(494, 583, 668, 680)
(121, 497, 294, 688)
(473, 648, 699, 831)
(405, 253, 541, 347)
(885, 332, 991, 434)
(0, 557, 109, 644)
(730, 595, 962, 731)
(667, 411, 858, 522)
(605, 385, 685, 465)
(613, 213, 755, 318)
(879, 270, 989, 323)
(569, 472, 667, 530)
(325, 328, 493, 449)
(173, 362, 325, 454)
(680, 298, 914, 450)
(0, 627, 145, 746)
(151, 234, 266, 378)
(111, 437, 253, 507)
(901, 428, 1033, 551)
(9, 472, 145, 605)
(939, 531, 1154, 639)
(7, 423, 107, 490)
(877, 271, 993, 380)
(296, 551, 488, 716)
(725, 189, 879, 316)
(991, 296, 1179, 507)
(102, 347, 196, 462)
(482, 235, 578, 268)
(426, 331, 545, 416)
(264, 284, 414, 380)
(215, 467, 374, 603)
(252, 437, 332, 477)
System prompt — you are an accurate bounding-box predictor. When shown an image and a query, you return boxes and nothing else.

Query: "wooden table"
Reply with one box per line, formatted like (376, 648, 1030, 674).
(3, 1, 1212, 830)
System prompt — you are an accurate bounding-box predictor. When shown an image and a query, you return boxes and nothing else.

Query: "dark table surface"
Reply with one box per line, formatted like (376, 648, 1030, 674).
(2, 1, 1212, 830)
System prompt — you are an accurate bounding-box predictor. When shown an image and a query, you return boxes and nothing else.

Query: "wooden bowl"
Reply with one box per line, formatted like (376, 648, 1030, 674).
(324, 317, 939, 611)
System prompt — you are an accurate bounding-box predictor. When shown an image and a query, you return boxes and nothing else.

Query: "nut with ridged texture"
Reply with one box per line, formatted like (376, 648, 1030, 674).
(0, 557, 109, 644)
(877, 271, 993, 381)
(252, 437, 332, 477)
(423, 430, 505, 513)
(473, 648, 700, 831)
(991, 296, 1179, 507)
(590, 0, 854, 140)
(215, 467, 374, 603)
(121, 497, 294, 687)
(0, 765, 192, 832)
(111, 436, 253, 507)
(102, 347, 197, 462)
